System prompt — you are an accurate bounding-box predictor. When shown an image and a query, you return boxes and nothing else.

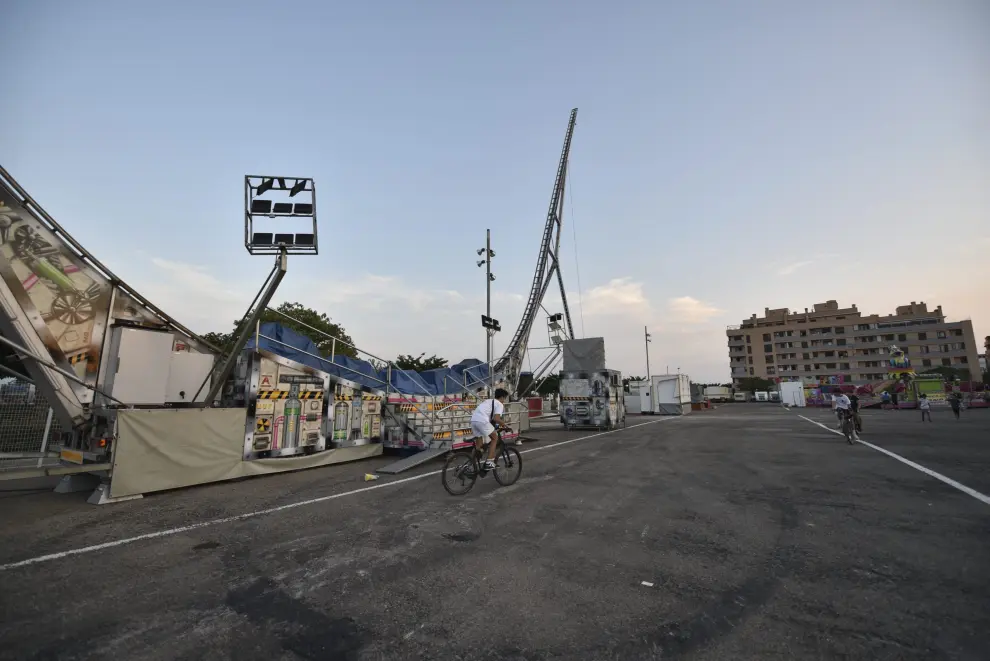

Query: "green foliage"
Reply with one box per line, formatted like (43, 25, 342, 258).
(536, 374, 560, 396)
(734, 377, 775, 392)
(205, 301, 357, 359)
(394, 353, 448, 371)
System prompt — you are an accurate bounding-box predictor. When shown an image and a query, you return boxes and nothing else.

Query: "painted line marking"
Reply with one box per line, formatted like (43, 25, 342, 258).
(641, 581, 654, 587)
(0, 417, 679, 571)
(797, 414, 990, 507)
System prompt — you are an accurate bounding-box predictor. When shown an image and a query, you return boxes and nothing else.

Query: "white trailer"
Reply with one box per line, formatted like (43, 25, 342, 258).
(704, 385, 732, 402)
(778, 381, 806, 407)
(649, 374, 691, 415)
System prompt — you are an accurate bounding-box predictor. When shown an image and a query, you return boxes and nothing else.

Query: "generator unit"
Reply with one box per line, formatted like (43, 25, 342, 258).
(558, 369, 625, 430)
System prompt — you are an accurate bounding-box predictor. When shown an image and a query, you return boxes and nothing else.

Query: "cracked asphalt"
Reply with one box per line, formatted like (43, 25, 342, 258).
(1, 405, 988, 660)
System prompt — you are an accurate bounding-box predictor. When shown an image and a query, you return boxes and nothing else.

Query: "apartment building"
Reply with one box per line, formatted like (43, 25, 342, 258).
(726, 300, 981, 386)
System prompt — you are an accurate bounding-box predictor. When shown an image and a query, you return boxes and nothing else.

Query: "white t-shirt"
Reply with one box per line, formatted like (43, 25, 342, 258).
(834, 394, 851, 410)
(471, 398, 504, 425)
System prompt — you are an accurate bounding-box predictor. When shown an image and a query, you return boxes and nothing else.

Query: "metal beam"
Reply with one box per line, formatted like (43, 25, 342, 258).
(0, 334, 129, 406)
(198, 249, 288, 406)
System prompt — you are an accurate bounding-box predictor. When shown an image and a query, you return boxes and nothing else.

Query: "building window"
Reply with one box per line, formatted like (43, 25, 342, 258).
(937, 331, 946, 339)
(766, 355, 774, 363)
(767, 367, 776, 375)
(942, 358, 951, 366)
(746, 335, 751, 343)
(940, 344, 950, 352)
(747, 346, 752, 354)
(802, 353, 810, 359)
(922, 359, 931, 367)
(898, 334, 907, 342)
(837, 338, 846, 346)
(764, 343, 772, 353)
(748, 357, 753, 364)
(918, 332, 927, 340)
(959, 356, 968, 364)
(749, 368, 754, 375)
(804, 365, 811, 371)
(762, 333, 771, 342)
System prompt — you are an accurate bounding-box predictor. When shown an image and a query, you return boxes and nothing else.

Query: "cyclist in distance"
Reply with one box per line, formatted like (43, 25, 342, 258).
(471, 388, 510, 471)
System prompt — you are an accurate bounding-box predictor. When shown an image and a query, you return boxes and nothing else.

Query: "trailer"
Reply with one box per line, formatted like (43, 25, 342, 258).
(559, 369, 625, 430)
(778, 381, 806, 407)
(704, 385, 732, 402)
(649, 374, 692, 415)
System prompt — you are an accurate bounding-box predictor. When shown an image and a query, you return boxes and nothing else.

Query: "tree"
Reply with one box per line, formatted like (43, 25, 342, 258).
(536, 374, 560, 396)
(735, 377, 775, 392)
(201, 331, 233, 350)
(205, 301, 357, 359)
(394, 353, 448, 371)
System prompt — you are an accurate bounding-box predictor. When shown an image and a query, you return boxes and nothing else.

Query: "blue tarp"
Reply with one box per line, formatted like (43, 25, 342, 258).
(247, 322, 492, 396)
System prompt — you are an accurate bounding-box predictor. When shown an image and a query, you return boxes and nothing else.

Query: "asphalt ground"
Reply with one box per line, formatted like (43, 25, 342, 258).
(1, 405, 988, 660)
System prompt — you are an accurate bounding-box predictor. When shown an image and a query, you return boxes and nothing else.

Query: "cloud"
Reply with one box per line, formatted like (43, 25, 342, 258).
(127, 261, 735, 382)
(579, 277, 652, 317)
(666, 296, 723, 324)
(777, 261, 814, 275)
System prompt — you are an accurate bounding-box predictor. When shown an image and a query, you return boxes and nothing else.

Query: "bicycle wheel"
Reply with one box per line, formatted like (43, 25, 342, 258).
(843, 418, 854, 444)
(442, 451, 478, 496)
(493, 444, 522, 487)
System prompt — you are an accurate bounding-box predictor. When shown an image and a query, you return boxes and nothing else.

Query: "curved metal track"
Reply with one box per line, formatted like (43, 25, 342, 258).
(495, 108, 578, 394)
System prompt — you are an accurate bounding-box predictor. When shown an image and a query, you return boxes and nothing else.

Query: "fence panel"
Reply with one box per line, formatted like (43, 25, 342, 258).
(0, 376, 63, 457)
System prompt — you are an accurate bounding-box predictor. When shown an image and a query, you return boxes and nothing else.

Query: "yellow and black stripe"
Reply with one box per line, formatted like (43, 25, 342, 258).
(67, 352, 88, 365)
(334, 394, 354, 401)
(256, 417, 272, 432)
(561, 396, 591, 401)
(258, 390, 288, 400)
(299, 391, 324, 400)
(433, 431, 452, 440)
(398, 404, 418, 412)
(361, 394, 382, 401)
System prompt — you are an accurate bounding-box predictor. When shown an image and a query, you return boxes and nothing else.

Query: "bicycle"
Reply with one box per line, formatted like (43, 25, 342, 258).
(839, 409, 856, 445)
(441, 427, 522, 496)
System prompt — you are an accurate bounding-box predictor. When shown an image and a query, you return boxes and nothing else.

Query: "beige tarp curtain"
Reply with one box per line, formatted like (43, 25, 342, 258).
(111, 408, 381, 498)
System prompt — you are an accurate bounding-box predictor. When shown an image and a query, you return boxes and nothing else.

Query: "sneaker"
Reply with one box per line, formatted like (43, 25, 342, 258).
(482, 460, 497, 470)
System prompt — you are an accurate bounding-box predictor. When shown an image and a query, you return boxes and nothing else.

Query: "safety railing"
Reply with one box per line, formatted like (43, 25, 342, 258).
(260, 307, 502, 444)
(0, 377, 63, 468)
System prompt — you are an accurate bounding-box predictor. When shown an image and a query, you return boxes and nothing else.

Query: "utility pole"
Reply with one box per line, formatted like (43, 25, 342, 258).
(478, 230, 499, 396)
(486, 229, 492, 381)
(644, 326, 652, 382)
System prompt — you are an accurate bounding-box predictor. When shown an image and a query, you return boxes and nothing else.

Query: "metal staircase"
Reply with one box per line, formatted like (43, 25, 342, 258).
(495, 108, 578, 395)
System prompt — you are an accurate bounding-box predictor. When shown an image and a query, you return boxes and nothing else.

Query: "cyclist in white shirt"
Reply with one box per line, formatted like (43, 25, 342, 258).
(834, 392, 852, 427)
(471, 388, 509, 470)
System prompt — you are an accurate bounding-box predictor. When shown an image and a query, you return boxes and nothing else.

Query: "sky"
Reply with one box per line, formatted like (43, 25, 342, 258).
(2, 0, 988, 383)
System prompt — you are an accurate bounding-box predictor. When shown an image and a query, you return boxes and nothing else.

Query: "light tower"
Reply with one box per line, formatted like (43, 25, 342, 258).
(195, 176, 319, 405)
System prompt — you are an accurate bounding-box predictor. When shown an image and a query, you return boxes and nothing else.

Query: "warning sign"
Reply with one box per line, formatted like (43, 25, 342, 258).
(256, 417, 272, 433)
(259, 374, 275, 389)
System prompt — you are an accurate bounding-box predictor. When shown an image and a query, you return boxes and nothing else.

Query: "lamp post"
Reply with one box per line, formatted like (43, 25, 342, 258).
(644, 326, 652, 382)
(478, 230, 498, 395)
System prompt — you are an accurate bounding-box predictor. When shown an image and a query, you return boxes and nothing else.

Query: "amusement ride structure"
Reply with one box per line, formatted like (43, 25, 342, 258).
(0, 108, 582, 497)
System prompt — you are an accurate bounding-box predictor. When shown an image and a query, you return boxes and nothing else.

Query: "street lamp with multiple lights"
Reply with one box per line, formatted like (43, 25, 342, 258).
(478, 229, 498, 394)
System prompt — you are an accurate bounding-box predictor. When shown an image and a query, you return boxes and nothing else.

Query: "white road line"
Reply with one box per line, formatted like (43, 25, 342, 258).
(797, 414, 990, 507)
(0, 417, 679, 571)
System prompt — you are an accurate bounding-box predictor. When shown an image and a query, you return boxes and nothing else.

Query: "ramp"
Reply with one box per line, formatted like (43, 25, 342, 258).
(377, 448, 447, 474)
